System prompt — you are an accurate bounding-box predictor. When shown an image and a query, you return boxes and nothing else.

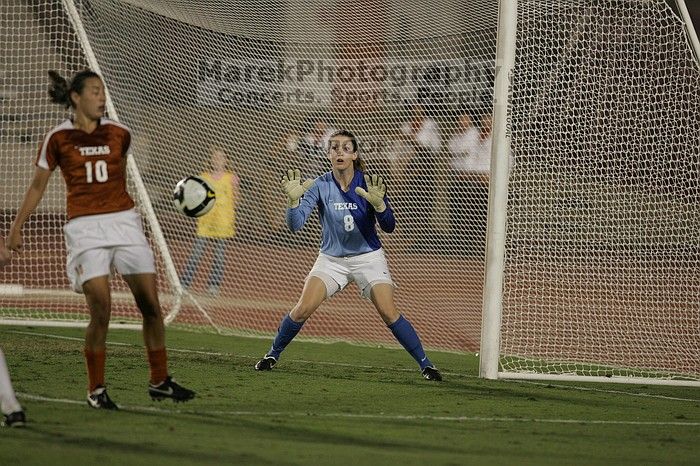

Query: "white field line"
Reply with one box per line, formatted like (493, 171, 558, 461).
(13, 392, 700, 427)
(7, 329, 700, 404)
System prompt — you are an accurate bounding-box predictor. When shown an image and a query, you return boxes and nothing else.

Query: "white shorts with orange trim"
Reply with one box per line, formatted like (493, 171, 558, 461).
(63, 209, 156, 293)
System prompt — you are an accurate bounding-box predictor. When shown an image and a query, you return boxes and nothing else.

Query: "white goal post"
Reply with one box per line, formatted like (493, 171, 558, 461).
(59, 0, 186, 326)
(481, 0, 700, 387)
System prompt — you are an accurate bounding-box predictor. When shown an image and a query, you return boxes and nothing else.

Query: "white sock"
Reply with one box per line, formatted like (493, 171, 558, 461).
(0, 348, 22, 415)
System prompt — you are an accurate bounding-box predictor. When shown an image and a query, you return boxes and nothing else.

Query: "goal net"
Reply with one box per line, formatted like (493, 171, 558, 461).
(1, 0, 497, 351)
(0, 0, 697, 384)
(497, 0, 700, 383)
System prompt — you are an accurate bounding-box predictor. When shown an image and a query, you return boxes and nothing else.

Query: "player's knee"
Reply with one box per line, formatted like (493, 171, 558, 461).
(89, 311, 111, 329)
(373, 299, 400, 324)
(138, 301, 162, 320)
(85, 296, 111, 327)
(290, 302, 316, 321)
(289, 308, 309, 321)
(378, 308, 400, 325)
(131, 290, 161, 319)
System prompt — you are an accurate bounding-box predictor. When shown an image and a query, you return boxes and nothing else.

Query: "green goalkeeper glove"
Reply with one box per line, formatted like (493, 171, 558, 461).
(281, 168, 315, 208)
(355, 174, 387, 213)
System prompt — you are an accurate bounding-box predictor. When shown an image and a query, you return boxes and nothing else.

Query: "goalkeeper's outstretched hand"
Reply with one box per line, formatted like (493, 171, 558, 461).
(282, 168, 315, 208)
(355, 174, 387, 213)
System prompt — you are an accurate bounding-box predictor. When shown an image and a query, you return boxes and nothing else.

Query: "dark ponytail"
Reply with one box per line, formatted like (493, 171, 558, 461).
(48, 69, 101, 109)
(48, 70, 71, 108)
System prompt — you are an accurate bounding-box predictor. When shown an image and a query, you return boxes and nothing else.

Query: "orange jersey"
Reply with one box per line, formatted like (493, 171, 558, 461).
(36, 118, 135, 219)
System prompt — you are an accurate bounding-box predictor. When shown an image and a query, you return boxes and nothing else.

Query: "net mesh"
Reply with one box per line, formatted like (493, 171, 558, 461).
(0, 1, 697, 381)
(0, 0, 497, 351)
(503, 0, 700, 379)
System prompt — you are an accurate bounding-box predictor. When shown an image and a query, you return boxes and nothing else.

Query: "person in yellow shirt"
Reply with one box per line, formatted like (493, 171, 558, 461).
(181, 146, 240, 295)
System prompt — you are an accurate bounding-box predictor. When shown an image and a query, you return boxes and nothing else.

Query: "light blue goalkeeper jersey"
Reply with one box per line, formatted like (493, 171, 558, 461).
(286, 170, 396, 257)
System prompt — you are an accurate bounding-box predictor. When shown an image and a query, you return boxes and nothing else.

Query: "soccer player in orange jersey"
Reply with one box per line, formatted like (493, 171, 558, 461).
(0, 239, 25, 426)
(7, 70, 195, 410)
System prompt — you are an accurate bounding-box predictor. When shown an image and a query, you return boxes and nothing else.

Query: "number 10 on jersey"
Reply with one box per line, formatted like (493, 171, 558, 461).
(85, 160, 108, 183)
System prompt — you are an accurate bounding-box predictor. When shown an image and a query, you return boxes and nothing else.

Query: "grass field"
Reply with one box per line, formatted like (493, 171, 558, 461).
(1, 325, 699, 466)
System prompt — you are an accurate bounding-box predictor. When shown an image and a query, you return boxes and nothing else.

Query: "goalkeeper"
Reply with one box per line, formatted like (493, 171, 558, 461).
(254, 129, 442, 381)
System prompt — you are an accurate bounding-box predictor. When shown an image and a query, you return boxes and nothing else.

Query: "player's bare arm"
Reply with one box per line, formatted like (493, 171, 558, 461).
(7, 166, 52, 252)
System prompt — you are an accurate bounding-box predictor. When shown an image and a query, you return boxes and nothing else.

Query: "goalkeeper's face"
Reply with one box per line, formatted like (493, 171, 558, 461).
(327, 136, 357, 171)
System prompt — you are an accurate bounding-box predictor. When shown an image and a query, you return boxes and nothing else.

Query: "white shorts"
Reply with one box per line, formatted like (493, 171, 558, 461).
(63, 209, 156, 293)
(307, 248, 395, 299)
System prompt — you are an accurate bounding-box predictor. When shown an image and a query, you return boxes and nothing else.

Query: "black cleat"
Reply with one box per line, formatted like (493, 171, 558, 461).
(149, 376, 195, 402)
(2, 411, 26, 427)
(421, 366, 443, 381)
(87, 386, 119, 410)
(254, 355, 277, 371)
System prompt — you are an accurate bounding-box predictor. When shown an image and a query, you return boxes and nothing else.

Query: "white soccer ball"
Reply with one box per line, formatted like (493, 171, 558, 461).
(173, 176, 216, 217)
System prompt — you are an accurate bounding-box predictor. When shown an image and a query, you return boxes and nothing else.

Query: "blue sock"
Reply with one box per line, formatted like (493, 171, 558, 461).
(388, 315, 432, 370)
(267, 314, 304, 360)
